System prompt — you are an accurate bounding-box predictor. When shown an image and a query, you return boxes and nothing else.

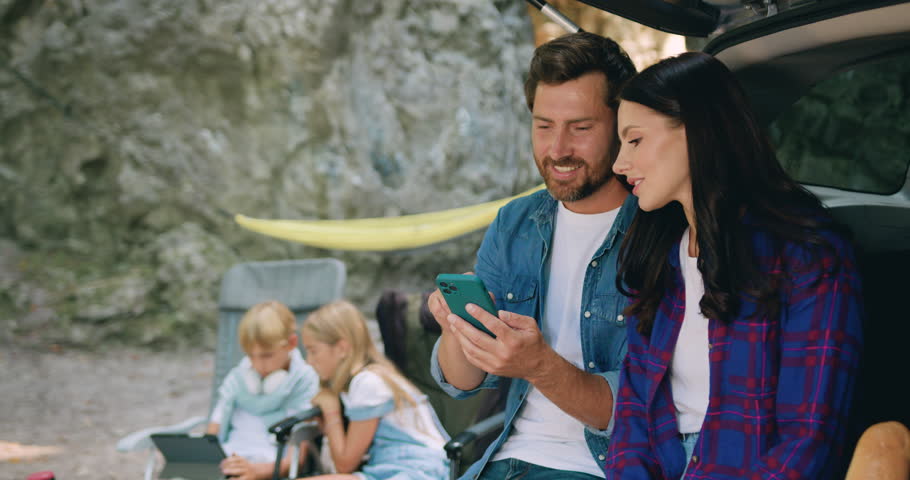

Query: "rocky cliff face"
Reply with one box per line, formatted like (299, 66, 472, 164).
(1, 0, 536, 347)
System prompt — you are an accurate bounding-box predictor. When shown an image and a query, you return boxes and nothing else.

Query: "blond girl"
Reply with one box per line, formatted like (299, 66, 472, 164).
(301, 300, 449, 480)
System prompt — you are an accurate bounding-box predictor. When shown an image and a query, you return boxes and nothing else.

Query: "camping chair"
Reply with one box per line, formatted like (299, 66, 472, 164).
(116, 258, 346, 480)
(374, 289, 507, 479)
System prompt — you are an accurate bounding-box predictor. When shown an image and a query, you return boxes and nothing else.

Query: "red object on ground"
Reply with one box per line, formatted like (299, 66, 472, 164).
(26, 472, 56, 480)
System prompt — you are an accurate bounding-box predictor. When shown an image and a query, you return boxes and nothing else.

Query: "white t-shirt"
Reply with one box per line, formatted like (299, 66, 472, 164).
(219, 408, 276, 462)
(670, 227, 710, 434)
(341, 369, 446, 451)
(493, 202, 618, 477)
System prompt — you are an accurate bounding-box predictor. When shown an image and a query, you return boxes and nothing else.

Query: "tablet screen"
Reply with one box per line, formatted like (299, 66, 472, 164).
(150, 433, 226, 463)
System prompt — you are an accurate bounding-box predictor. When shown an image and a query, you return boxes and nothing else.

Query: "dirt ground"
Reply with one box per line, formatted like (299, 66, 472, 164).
(0, 344, 212, 480)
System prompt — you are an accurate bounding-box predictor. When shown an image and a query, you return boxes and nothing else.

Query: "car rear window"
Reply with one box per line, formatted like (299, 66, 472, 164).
(768, 54, 910, 195)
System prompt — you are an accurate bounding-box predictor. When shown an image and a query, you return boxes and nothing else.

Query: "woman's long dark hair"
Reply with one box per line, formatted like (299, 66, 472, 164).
(616, 52, 841, 336)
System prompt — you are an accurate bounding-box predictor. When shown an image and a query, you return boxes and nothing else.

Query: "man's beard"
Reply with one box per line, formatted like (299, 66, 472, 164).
(538, 154, 613, 203)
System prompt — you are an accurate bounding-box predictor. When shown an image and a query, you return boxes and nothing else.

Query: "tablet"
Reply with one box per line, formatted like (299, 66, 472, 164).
(150, 433, 226, 480)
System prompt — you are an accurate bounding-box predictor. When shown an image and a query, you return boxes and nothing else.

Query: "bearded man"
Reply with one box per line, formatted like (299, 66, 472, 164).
(429, 32, 639, 480)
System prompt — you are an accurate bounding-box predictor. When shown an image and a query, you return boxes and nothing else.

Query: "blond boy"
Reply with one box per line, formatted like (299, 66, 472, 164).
(206, 300, 320, 480)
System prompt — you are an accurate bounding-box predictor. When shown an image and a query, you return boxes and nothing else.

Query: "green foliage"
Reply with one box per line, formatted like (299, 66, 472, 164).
(771, 54, 910, 194)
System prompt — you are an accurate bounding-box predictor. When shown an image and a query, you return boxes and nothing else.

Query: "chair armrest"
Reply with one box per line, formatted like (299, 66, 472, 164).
(444, 411, 506, 461)
(269, 407, 322, 480)
(285, 416, 324, 479)
(267, 406, 322, 442)
(289, 420, 322, 444)
(116, 416, 208, 452)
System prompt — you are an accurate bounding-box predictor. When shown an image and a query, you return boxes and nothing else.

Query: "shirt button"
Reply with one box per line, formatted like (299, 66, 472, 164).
(598, 454, 605, 461)
(692, 455, 699, 464)
(617, 314, 624, 322)
(584, 311, 591, 318)
(588, 361, 595, 369)
(591, 260, 598, 267)
(506, 292, 514, 300)
(708, 343, 713, 349)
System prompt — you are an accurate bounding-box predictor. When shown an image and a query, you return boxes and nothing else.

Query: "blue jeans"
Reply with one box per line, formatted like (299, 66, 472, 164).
(477, 458, 602, 480)
(680, 432, 700, 479)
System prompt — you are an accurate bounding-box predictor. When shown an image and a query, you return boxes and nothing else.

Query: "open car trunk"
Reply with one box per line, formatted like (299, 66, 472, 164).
(576, 0, 909, 37)
(567, 0, 910, 473)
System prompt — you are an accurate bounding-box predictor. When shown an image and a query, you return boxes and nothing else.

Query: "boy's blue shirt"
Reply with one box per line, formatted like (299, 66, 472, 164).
(214, 348, 319, 443)
(430, 188, 638, 478)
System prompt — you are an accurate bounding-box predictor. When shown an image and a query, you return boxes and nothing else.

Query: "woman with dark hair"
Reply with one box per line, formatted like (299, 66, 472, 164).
(604, 52, 863, 479)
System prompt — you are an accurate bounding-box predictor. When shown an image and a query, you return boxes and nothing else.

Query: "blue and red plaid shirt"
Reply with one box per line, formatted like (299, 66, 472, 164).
(604, 227, 863, 479)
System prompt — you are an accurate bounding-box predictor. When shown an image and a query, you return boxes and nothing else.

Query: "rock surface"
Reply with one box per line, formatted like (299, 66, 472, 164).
(1, 0, 535, 347)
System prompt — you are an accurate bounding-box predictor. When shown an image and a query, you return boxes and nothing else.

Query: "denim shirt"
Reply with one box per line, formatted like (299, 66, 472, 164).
(430, 189, 638, 478)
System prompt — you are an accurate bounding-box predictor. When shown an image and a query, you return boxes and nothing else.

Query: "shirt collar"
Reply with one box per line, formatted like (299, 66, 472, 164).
(528, 188, 638, 230)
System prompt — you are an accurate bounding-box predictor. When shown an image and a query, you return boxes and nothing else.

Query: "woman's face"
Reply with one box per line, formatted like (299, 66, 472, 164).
(300, 329, 347, 382)
(613, 101, 691, 212)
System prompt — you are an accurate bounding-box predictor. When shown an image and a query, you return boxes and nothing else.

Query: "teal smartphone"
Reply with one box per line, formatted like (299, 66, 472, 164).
(435, 273, 497, 338)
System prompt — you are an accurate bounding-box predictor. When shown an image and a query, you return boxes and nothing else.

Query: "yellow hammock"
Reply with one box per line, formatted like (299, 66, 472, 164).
(234, 184, 546, 252)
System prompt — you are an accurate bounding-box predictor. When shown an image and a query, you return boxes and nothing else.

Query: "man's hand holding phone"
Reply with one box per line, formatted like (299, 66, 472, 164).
(435, 273, 498, 337)
(431, 273, 555, 383)
(427, 272, 491, 334)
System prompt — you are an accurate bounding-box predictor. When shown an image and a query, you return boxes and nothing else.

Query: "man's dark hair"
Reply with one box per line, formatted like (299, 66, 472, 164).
(524, 32, 637, 111)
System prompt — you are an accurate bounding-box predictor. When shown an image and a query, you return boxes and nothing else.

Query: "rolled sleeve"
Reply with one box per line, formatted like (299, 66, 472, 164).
(346, 399, 396, 421)
(430, 337, 501, 399)
(584, 369, 619, 439)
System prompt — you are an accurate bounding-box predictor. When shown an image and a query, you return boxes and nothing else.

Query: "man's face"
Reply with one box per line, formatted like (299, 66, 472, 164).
(531, 72, 616, 205)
